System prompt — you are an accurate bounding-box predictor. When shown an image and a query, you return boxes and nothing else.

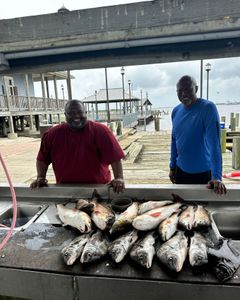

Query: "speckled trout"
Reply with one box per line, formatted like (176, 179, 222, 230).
(157, 231, 188, 272)
(133, 202, 182, 231)
(108, 230, 138, 263)
(80, 230, 109, 263)
(61, 232, 92, 265)
(57, 204, 92, 233)
(130, 231, 157, 268)
(189, 232, 208, 267)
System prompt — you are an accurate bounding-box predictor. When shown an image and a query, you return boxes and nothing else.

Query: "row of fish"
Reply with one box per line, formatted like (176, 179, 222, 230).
(57, 193, 211, 241)
(58, 192, 240, 282)
(62, 227, 209, 270)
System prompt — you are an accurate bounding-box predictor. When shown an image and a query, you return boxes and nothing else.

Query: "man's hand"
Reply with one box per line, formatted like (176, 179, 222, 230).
(207, 179, 226, 195)
(30, 177, 48, 189)
(110, 178, 125, 193)
(169, 169, 176, 184)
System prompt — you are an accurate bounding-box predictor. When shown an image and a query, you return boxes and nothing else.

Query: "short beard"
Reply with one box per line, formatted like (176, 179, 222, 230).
(181, 98, 192, 106)
(69, 121, 86, 130)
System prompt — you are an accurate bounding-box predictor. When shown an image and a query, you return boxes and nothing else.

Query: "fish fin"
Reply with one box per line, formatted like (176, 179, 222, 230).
(171, 193, 185, 203)
(92, 189, 101, 201)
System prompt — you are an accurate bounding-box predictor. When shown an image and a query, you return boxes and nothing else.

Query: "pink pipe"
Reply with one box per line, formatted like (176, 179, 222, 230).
(0, 152, 17, 251)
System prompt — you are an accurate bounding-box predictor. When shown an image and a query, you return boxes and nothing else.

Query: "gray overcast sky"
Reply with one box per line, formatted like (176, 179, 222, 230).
(1, 0, 240, 107)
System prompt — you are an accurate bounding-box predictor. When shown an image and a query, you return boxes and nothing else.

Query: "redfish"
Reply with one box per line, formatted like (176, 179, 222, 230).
(133, 202, 182, 231)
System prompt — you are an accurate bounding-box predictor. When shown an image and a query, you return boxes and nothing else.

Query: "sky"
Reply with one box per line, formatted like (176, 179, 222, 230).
(1, 0, 240, 108)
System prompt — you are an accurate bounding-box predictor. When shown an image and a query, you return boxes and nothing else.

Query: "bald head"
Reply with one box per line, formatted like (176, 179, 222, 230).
(65, 100, 87, 130)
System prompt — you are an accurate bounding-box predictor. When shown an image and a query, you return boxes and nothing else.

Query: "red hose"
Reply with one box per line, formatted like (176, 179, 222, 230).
(0, 151, 17, 251)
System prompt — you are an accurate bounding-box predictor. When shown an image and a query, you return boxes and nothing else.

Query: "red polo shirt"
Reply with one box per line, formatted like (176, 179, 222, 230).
(37, 121, 125, 184)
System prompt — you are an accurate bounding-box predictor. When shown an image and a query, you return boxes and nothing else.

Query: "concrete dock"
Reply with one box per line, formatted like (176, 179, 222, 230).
(0, 130, 239, 185)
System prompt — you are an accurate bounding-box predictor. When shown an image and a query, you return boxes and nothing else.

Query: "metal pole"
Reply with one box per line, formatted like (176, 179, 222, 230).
(128, 80, 131, 113)
(200, 59, 203, 98)
(140, 89, 143, 116)
(105, 67, 110, 123)
(121, 67, 126, 115)
(67, 70, 72, 100)
(206, 70, 209, 100)
(94, 90, 98, 120)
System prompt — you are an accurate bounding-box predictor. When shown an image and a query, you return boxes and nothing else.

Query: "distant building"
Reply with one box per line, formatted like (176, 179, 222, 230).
(0, 71, 74, 138)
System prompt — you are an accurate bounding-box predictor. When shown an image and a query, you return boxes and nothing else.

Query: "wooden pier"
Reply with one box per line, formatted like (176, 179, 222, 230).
(0, 130, 239, 185)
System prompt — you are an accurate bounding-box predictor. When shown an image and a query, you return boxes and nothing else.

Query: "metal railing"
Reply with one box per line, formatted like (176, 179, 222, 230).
(87, 110, 139, 127)
(0, 94, 67, 113)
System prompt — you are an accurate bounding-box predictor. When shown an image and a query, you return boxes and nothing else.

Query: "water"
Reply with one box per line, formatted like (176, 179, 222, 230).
(137, 104, 240, 132)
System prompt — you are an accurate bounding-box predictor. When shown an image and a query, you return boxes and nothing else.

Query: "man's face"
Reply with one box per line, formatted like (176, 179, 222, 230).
(177, 80, 197, 107)
(65, 102, 87, 130)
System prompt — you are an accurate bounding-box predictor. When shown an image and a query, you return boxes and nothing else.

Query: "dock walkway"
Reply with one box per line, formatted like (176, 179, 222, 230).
(0, 130, 239, 185)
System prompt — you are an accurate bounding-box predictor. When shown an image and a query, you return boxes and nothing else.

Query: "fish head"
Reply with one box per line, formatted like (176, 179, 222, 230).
(190, 253, 208, 267)
(110, 246, 125, 263)
(109, 220, 126, 234)
(164, 253, 182, 272)
(81, 248, 99, 263)
(137, 250, 151, 268)
(62, 249, 77, 266)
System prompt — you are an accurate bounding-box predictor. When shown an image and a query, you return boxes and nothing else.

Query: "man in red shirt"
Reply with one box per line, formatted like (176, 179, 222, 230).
(30, 100, 125, 193)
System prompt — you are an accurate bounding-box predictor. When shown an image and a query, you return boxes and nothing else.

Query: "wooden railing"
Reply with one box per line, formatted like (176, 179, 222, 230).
(0, 94, 67, 113)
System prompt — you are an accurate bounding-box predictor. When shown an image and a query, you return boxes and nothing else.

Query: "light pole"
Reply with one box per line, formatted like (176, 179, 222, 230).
(104, 68, 110, 123)
(205, 63, 211, 100)
(94, 90, 99, 120)
(61, 84, 65, 100)
(128, 80, 131, 112)
(121, 67, 125, 114)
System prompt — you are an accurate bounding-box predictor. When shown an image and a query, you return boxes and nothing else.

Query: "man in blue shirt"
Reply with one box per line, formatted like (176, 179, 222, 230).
(169, 75, 226, 195)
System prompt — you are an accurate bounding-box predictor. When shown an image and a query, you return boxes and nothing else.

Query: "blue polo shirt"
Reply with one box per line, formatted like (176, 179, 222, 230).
(170, 98, 222, 180)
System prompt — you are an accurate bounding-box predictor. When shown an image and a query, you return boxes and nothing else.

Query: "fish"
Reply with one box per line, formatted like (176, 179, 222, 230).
(57, 204, 92, 233)
(133, 202, 182, 231)
(108, 230, 138, 263)
(158, 211, 180, 241)
(157, 231, 188, 272)
(130, 231, 157, 268)
(80, 230, 109, 263)
(91, 200, 115, 231)
(178, 205, 196, 231)
(208, 238, 240, 282)
(75, 199, 94, 214)
(61, 232, 92, 265)
(138, 200, 173, 215)
(189, 232, 208, 267)
(192, 205, 211, 229)
(109, 202, 139, 234)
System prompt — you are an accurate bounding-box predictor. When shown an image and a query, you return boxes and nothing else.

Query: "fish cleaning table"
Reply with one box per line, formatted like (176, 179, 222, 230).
(0, 184, 239, 300)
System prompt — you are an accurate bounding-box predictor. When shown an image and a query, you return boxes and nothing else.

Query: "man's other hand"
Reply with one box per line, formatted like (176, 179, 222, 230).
(207, 179, 227, 195)
(169, 169, 176, 184)
(111, 178, 125, 193)
(30, 177, 48, 189)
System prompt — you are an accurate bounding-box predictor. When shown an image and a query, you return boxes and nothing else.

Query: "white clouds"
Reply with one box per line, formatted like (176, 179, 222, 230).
(69, 57, 240, 108)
